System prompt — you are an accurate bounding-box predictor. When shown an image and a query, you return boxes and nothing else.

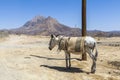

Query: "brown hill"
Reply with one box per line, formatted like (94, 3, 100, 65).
(11, 16, 81, 36)
(9, 16, 120, 37)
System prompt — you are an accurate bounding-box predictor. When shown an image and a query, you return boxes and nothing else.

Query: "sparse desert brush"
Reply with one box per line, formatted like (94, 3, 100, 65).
(0, 30, 9, 38)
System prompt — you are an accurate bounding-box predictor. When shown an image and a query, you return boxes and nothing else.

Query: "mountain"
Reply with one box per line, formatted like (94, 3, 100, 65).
(7, 15, 120, 37)
(10, 16, 81, 36)
(87, 30, 120, 37)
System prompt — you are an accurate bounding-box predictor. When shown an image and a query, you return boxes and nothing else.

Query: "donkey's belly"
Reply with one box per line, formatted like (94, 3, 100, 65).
(68, 37, 83, 54)
(68, 46, 85, 55)
(71, 52, 82, 55)
(68, 49, 82, 55)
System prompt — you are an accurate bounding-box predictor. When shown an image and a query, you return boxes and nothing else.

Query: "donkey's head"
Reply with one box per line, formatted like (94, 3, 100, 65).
(48, 34, 59, 50)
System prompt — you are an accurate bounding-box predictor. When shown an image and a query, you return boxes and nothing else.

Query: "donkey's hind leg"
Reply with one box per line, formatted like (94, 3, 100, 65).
(86, 47, 96, 73)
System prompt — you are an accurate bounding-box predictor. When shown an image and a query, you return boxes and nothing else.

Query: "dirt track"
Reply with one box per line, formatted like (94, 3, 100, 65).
(0, 35, 120, 80)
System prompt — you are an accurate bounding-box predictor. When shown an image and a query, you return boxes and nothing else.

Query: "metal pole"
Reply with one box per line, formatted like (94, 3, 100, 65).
(82, 0, 87, 60)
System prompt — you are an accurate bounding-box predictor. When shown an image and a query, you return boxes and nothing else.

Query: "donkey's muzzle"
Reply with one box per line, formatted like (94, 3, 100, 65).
(49, 47, 52, 50)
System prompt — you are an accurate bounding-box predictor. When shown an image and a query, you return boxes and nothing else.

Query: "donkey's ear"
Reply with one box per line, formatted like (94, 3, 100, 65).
(51, 34, 54, 38)
(51, 34, 55, 38)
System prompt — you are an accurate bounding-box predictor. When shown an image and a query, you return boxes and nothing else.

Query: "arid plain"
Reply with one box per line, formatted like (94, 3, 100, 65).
(0, 35, 120, 80)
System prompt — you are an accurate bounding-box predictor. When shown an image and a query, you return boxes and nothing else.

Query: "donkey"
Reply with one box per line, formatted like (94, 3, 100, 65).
(48, 34, 98, 73)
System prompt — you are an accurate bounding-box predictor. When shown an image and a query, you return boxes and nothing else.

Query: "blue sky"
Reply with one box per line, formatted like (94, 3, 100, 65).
(0, 0, 120, 31)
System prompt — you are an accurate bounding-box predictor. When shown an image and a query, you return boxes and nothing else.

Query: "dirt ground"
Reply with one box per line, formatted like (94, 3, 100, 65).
(0, 35, 120, 80)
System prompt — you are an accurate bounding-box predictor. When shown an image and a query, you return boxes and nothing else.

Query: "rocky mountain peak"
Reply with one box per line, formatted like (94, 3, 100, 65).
(45, 16, 58, 24)
(30, 16, 45, 23)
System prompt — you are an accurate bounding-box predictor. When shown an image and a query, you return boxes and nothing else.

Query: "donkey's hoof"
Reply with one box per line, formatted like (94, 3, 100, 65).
(91, 70, 96, 74)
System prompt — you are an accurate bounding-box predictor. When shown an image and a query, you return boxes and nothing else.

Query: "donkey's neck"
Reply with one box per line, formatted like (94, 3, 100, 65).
(57, 36, 70, 51)
(57, 36, 64, 45)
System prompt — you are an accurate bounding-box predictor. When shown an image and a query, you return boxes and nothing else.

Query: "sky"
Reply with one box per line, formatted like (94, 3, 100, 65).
(0, 0, 120, 31)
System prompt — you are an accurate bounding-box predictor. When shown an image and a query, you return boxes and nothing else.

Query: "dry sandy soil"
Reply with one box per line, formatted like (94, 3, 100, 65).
(0, 35, 120, 80)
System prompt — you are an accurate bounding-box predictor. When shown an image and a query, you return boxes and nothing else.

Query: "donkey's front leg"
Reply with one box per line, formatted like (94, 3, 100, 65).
(68, 53, 71, 69)
(65, 53, 68, 69)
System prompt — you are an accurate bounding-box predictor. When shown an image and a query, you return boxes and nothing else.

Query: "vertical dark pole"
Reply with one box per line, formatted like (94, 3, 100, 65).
(82, 0, 87, 60)
(82, 0, 86, 36)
